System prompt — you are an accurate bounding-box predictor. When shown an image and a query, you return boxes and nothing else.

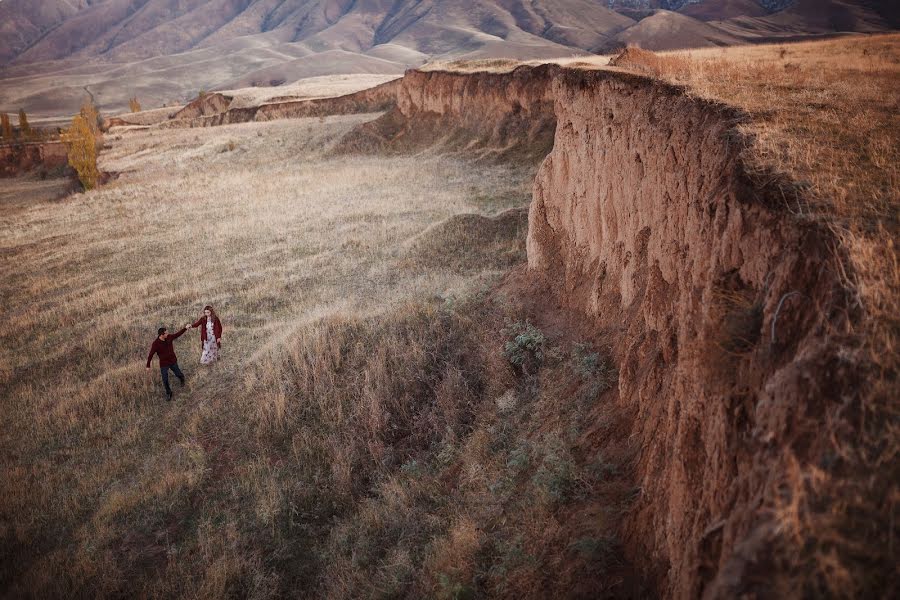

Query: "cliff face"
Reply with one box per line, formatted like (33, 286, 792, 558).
(337, 68, 557, 162)
(527, 69, 850, 598)
(344, 66, 855, 598)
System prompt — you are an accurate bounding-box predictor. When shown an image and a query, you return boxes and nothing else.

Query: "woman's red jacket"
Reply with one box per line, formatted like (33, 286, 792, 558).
(191, 316, 223, 347)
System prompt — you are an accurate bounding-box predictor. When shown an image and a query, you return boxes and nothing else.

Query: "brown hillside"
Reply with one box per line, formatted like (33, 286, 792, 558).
(679, 0, 768, 21)
(718, 0, 892, 40)
(599, 10, 745, 51)
(2, 1, 897, 117)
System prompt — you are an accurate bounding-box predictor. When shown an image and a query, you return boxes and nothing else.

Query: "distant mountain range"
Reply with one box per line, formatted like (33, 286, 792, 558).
(0, 0, 897, 116)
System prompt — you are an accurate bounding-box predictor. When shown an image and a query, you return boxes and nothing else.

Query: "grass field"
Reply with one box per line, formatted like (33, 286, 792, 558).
(0, 114, 528, 594)
(0, 114, 640, 597)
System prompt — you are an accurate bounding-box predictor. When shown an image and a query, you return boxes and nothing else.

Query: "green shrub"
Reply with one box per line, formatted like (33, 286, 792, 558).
(571, 342, 617, 396)
(503, 321, 546, 371)
(531, 437, 576, 506)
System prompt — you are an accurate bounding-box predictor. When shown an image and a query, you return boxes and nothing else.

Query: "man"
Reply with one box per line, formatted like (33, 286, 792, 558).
(146, 326, 188, 400)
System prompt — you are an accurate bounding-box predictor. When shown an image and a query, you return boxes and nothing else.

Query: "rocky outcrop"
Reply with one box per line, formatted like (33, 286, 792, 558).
(344, 66, 857, 598)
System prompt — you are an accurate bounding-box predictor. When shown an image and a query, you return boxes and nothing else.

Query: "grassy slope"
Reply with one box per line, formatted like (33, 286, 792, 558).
(0, 115, 640, 597)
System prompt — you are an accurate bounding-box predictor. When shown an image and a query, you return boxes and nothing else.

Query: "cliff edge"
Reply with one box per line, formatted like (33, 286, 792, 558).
(340, 65, 867, 598)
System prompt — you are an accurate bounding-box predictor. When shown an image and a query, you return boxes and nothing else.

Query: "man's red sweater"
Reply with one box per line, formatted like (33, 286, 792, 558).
(147, 328, 187, 368)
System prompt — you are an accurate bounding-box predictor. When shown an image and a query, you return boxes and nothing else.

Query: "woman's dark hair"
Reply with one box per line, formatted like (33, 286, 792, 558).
(202, 305, 219, 322)
(157, 327, 167, 336)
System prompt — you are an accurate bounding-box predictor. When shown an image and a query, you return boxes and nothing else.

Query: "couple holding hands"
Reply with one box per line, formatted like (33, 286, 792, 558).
(146, 305, 223, 400)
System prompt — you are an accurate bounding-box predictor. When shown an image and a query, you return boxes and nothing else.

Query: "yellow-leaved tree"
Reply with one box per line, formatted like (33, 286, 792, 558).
(62, 115, 99, 190)
(129, 97, 142, 113)
(18, 109, 32, 140)
(79, 100, 103, 142)
(0, 113, 11, 140)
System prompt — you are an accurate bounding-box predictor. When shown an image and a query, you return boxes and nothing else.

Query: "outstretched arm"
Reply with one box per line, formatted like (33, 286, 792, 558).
(169, 327, 188, 340)
(190, 318, 203, 328)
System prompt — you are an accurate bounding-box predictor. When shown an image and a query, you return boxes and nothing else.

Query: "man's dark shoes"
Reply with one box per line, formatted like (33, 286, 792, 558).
(166, 391, 173, 401)
(179, 377, 186, 387)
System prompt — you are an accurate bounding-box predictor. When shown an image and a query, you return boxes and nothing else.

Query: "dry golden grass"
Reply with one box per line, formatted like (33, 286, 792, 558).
(1, 113, 639, 596)
(0, 114, 534, 595)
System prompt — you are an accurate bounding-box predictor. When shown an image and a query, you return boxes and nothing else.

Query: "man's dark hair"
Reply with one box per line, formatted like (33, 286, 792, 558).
(157, 327, 167, 336)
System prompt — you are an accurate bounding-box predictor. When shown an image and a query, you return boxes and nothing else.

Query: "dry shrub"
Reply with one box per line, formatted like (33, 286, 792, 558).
(128, 97, 142, 113)
(424, 516, 485, 598)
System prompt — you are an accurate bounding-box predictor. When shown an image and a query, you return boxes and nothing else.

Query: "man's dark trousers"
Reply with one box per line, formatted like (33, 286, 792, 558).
(161, 363, 185, 396)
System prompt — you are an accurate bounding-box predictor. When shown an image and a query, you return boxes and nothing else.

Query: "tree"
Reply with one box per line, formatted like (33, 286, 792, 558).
(80, 100, 103, 141)
(129, 96, 142, 113)
(0, 113, 11, 140)
(61, 115, 100, 191)
(18, 109, 32, 140)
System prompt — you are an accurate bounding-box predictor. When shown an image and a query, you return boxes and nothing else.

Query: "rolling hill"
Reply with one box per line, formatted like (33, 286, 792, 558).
(0, 0, 896, 117)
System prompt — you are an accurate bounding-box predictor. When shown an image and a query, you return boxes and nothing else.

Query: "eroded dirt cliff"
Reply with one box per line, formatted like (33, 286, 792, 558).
(527, 69, 857, 599)
(341, 66, 864, 598)
(336, 68, 557, 162)
(159, 79, 402, 128)
(1, 140, 69, 177)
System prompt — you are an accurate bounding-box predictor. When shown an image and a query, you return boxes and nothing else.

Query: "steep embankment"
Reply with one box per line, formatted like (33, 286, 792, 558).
(342, 66, 858, 597)
(337, 68, 556, 161)
(156, 79, 403, 129)
(0, 140, 68, 176)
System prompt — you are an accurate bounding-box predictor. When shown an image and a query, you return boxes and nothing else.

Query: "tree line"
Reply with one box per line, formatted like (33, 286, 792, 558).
(5, 94, 147, 191)
(0, 109, 39, 141)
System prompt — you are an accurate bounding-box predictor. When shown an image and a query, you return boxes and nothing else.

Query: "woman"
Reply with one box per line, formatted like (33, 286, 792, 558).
(187, 305, 223, 365)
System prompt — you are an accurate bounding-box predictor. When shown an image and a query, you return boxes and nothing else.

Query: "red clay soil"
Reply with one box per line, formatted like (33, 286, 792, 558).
(337, 66, 885, 598)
